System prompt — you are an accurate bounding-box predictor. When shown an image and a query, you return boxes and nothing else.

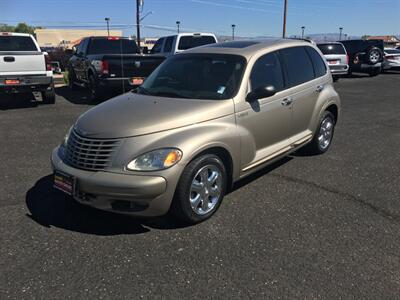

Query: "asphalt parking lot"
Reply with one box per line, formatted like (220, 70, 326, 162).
(1, 71, 400, 299)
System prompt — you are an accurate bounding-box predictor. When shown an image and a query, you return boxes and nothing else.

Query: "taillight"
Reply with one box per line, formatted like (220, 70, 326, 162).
(100, 60, 109, 74)
(44, 54, 52, 71)
(346, 54, 349, 64)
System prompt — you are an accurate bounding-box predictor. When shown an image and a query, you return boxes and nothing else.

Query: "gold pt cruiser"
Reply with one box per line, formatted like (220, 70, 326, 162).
(51, 39, 341, 224)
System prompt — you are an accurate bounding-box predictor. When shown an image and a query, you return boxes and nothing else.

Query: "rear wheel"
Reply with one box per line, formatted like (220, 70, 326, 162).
(369, 67, 381, 77)
(332, 75, 339, 82)
(87, 74, 103, 103)
(41, 84, 56, 104)
(302, 111, 336, 155)
(68, 68, 78, 90)
(366, 47, 383, 65)
(171, 154, 227, 224)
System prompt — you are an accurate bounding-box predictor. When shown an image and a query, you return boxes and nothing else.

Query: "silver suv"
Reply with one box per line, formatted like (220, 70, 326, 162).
(52, 39, 341, 224)
(317, 42, 349, 81)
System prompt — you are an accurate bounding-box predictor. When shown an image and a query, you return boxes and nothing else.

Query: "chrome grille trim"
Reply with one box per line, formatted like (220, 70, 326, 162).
(63, 130, 121, 171)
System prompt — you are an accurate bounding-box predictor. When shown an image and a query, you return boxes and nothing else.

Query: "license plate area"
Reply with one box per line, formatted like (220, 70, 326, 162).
(54, 170, 75, 195)
(130, 77, 144, 85)
(328, 60, 339, 65)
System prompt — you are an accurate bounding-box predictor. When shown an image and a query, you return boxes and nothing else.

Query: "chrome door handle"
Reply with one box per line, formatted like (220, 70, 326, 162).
(316, 85, 324, 93)
(281, 97, 293, 106)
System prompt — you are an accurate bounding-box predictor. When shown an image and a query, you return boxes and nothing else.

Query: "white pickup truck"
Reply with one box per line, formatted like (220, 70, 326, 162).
(0, 32, 55, 103)
(149, 33, 218, 56)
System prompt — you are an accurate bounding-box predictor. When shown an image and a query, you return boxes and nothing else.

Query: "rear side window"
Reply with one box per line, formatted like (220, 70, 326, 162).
(0, 36, 38, 51)
(250, 52, 284, 92)
(280, 47, 315, 88)
(87, 38, 139, 55)
(151, 38, 164, 53)
(305, 47, 327, 78)
(317, 44, 346, 55)
(178, 36, 216, 50)
(164, 37, 174, 52)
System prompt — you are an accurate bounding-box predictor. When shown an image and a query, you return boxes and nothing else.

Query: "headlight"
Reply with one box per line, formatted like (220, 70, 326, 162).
(62, 126, 73, 147)
(127, 148, 182, 171)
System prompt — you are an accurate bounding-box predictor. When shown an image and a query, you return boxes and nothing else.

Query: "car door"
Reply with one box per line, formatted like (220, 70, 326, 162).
(235, 51, 293, 171)
(279, 46, 321, 140)
(74, 39, 87, 81)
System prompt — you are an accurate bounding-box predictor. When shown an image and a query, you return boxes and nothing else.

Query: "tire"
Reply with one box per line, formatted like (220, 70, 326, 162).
(365, 47, 383, 65)
(68, 67, 78, 90)
(171, 154, 227, 224)
(369, 67, 380, 77)
(332, 75, 339, 82)
(41, 84, 56, 104)
(87, 74, 104, 103)
(302, 111, 336, 155)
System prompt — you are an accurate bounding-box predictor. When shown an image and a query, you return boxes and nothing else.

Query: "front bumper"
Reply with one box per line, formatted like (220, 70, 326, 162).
(0, 75, 53, 93)
(51, 147, 174, 217)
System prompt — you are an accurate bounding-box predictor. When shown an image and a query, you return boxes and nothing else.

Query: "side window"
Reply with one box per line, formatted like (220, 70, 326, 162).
(164, 37, 174, 53)
(151, 38, 164, 54)
(280, 46, 315, 87)
(250, 52, 284, 92)
(76, 41, 83, 55)
(305, 47, 327, 78)
(80, 39, 89, 55)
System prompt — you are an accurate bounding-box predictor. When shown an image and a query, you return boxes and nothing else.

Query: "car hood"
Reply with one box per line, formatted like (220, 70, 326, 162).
(74, 92, 234, 139)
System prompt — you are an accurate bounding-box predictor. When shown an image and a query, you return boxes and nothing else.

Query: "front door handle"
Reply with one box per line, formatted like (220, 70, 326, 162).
(316, 85, 324, 93)
(281, 97, 293, 106)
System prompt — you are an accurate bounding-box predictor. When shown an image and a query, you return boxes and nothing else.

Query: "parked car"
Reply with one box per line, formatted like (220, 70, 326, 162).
(317, 42, 349, 81)
(339, 39, 384, 77)
(0, 32, 55, 103)
(67, 36, 165, 101)
(52, 39, 340, 224)
(150, 33, 218, 56)
(382, 48, 400, 71)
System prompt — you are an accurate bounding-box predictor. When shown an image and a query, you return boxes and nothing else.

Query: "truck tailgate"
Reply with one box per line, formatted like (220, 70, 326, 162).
(0, 52, 46, 75)
(104, 55, 165, 78)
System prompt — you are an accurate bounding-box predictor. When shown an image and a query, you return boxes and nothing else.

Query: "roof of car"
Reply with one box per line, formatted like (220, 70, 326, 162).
(0, 32, 32, 37)
(182, 38, 315, 59)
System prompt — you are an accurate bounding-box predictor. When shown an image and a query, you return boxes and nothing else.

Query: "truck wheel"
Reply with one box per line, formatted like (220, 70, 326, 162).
(366, 47, 382, 65)
(88, 74, 102, 103)
(171, 154, 227, 224)
(332, 75, 339, 82)
(41, 85, 56, 104)
(68, 68, 78, 90)
(369, 67, 381, 77)
(302, 111, 336, 155)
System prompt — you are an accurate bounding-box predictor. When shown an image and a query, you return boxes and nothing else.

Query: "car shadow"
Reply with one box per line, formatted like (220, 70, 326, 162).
(0, 93, 39, 110)
(55, 86, 93, 105)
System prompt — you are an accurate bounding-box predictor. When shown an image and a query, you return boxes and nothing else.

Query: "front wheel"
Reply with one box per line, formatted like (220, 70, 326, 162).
(302, 111, 336, 155)
(87, 74, 103, 103)
(172, 154, 227, 224)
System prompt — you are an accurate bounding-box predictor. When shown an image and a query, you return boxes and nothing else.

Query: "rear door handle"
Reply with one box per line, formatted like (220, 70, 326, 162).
(316, 85, 324, 93)
(281, 97, 293, 106)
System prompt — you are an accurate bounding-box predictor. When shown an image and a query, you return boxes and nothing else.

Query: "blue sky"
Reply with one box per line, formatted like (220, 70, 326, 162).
(2, 0, 399, 37)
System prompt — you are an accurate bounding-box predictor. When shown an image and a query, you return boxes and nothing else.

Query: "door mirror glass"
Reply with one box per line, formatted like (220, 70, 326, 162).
(246, 85, 276, 102)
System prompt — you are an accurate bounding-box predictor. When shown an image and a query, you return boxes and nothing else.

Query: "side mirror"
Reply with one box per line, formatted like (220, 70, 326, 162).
(246, 85, 276, 102)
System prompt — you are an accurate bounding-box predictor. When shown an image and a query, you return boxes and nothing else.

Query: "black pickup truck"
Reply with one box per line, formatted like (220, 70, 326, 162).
(67, 36, 165, 101)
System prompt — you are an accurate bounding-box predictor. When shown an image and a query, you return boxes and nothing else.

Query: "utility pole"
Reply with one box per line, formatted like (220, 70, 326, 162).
(105, 18, 110, 36)
(231, 24, 236, 40)
(339, 27, 343, 40)
(282, 0, 288, 38)
(301, 26, 305, 39)
(136, 0, 142, 49)
(176, 21, 181, 34)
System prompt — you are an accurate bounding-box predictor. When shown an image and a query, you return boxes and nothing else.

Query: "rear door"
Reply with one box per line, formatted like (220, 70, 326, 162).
(0, 34, 45, 75)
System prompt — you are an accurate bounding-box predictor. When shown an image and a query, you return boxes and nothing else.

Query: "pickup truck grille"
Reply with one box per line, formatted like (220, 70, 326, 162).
(64, 130, 121, 171)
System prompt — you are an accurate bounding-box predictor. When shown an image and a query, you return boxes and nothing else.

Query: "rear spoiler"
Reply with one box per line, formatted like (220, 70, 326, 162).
(286, 38, 316, 45)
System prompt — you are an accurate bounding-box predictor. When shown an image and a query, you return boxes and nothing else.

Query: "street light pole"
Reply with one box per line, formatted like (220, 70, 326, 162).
(136, 0, 142, 49)
(301, 26, 305, 39)
(231, 24, 236, 40)
(105, 18, 110, 36)
(282, 0, 288, 38)
(339, 27, 343, 40)
(176, 21, 181, 34)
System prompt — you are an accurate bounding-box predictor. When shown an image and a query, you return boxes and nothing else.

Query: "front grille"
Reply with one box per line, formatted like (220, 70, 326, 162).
(64, 130, 121, 171)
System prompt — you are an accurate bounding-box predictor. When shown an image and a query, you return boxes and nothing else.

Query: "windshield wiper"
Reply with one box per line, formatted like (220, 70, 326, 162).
(151, 91, 189, 99)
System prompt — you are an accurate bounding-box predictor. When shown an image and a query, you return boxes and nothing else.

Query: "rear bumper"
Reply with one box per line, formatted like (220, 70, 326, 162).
(0, 75, 53, 93)
(51, 147, 174, 217)
(329, 64, 349, 75)
(98, 77, 142, 91)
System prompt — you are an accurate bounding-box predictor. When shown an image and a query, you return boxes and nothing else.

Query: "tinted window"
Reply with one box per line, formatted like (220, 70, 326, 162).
(280, 47, 315, 87)
(250, 52, 284, 92)
(140, 54, 246, 100)
(151, 38, 164, 54)
(81, 38, 89, 54)
(317, 43, 346, 55)
(164, 37, 174, 52)
(0, 36, 38, 51)
(305, 47, 327, 78)
(178, 36, 216, 50)
(87, 38, 139, 54)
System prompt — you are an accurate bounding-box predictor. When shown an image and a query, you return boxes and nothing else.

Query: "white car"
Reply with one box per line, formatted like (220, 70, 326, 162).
(317, 42, 349, 81)
(382, 48, 400, 70)
(0, 32, 55, 103)
(150, 33, 218, 56)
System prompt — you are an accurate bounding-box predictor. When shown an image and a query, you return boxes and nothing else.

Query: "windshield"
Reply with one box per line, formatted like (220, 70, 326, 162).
(317, 44, 346, 55)
(137, 54, 246, 100)
(88, 38, 139, 54)
(178, 36, 216, 50)
(0, 36, 38, 51)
